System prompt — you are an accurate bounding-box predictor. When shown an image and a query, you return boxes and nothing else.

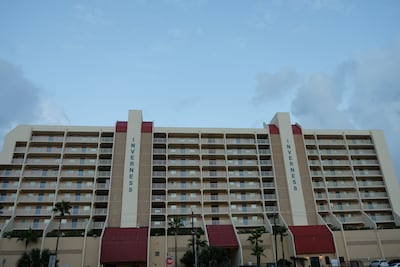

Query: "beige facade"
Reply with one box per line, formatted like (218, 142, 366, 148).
(0, 110, 399, 267)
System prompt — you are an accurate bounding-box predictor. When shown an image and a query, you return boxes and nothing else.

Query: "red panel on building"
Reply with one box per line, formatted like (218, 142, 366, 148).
(289, 225, 335, 254)
(269, 124, 280, 134)
(116, 121, 128, 132)
(206, 224, 239, 249)
(292, 124, 302, 135)
(141, 121, 153, 133)
(101, 227, 148, 263)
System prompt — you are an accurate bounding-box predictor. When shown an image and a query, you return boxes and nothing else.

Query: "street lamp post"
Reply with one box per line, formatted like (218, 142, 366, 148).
(191, 210, 198, 267)
(273, 214, 278, 267)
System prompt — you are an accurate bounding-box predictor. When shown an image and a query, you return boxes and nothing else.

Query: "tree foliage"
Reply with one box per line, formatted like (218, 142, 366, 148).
(168, 216, 184, 267)
(16, 248, 50, 267)
(17, 227, 39, 250)
(247, 228, 266, 267)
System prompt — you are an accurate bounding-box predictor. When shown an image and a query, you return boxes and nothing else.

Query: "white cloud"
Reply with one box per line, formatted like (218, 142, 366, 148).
(253, 40, 400, 180)
(0, 58, 69, 149)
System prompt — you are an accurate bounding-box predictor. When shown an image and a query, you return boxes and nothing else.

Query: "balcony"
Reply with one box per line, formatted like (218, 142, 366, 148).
(0, 183, 19, 190)
(348, 139, 373, 145)
(0, 196, 17, 202)
(60, 221, 88, 229)
(28, 147, 62, 154)
(202, 160, 226, 166)
(21, 183, 56, 190)
(167, 196, 201, 202)
(98, 171, 111, 178)
(264, 194, 276, 200)
(371, 215, 394, 222)
(153, 137, 166, 143)
(363, 203, 391, 210)
(31, 136, 64, 142)
(62, 159, 97, 166)
(204, 219, 232, 225)
(227, 149, 257, 155)
(354, 170, 382, 176)
(228, 171, 259, 178)
(13, 222, 49, 230)
(95, 195, 108, 202)
(168, 183, 201, 190)
(96, 184, 110, 190)
(319, 149, 348, 156)
(101, 137, 114, 143)
(167, 208, 200, 215)
(93, 221, 106, 229)
(202, 207, 230, 214)
(168, 149, 199, 155)
(152, 183, 166, 189)
(153, 148, 166, 154)
(0, 170, 21, 177)
(151, 208, 166, 214)
(168, 160, 200, 166)
(265, 206, 278, 212)
(229, 183, 261, 190)
(226, 138, 256, 145)
(64, 147, 98, 154)
(202, 183, 228, 190)
(358, 181, 385, 187)
(66, 136, 99, 143)
(203, 195, 229, 202)
(317, 140, 346, 146)
(328, 193, 359, 199)
(201, 149, 226, 155)
(231, 207, 263, 213)
(153, 160, 166, 165)
(152, 195, 166, 201)
(325, 181, 356, 188)
(350, 149, 376, 155)
(24, 170, 59, 177)
(352, 159, 379, 166)
(321, 160, 350, 166)
(93, 208, 108, 215)
(201, 138, 225, 145)
(202, 171, 227, 178)
(230, 195, 262, 202)
(330, 204, 361, 211)
(261, 171, 273, 177)
(168, 138, 199, 144)
(323, 170, 353, 177)
(227, 160, 258, 166)
(15, 209, 53, 216)
(233, 219, 265, 227)
(153, 171, 166, 178)
(19, 196, 55, 203)
(262, 182, 275, 188)
(151, 221, 166, 228)
(361, 192, 388, 198)
(61, 170, 95, 178)
(100, 148, 113, 154)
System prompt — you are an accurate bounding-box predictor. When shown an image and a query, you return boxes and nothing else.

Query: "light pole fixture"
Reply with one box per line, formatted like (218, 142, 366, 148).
(191, 210, 198, 267)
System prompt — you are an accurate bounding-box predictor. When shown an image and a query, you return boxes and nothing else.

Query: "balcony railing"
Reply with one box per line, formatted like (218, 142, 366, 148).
(66, 137, 99, 143)
(202, 183, 228, 190)
(233, 219, 265, 227)
(31, 136, 64, 142)
(203, 195, 229, 202)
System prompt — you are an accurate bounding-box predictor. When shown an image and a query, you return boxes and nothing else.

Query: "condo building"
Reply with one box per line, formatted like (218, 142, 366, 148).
(0, 110, 399, 267)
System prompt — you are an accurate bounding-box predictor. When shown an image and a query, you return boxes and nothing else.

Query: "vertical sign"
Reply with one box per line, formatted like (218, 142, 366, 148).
(121, 110, 142, 227)
(271, 113, 308, 225)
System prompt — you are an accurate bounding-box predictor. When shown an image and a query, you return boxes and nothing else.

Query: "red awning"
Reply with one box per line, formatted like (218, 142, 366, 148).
(206, 224, 239, 249)
(289, 225, 335, 254)
(101, 227, 148, 263)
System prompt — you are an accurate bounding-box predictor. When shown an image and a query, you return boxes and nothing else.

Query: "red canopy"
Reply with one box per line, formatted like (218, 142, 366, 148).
(289, 225, 335, 254)
(206, 224, 239, 249)
(101, 227, 148, 263)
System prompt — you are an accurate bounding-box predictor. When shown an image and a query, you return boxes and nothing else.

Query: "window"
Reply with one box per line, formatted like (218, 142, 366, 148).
(155, 251, 160, 257)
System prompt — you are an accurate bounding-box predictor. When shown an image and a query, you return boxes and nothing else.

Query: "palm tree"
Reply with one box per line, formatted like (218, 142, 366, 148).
(168, 216, 184, 267)
(16, 248, 50, 267)
(17, 227, 39, 251)
(53, 200, 71, 265)
(247, 228, 265, 267)
(278, 225, 288, 265)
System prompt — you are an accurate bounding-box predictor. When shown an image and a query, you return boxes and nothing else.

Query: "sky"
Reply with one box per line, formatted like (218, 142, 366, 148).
(0, 0, 399, 181)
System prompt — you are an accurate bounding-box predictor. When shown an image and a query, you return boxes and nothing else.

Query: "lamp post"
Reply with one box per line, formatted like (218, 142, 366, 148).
(272, 214, 278, 267)
(191, 210, 198, 267)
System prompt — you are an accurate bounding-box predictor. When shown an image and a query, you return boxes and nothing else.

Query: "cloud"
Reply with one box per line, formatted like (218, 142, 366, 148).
(253, 68, 299, 105)
(253, 40, 400, 180)
(0, 58, 69, 148)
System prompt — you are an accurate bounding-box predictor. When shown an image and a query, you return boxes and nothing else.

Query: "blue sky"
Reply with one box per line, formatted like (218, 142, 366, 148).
(0, 0, 399, 180)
